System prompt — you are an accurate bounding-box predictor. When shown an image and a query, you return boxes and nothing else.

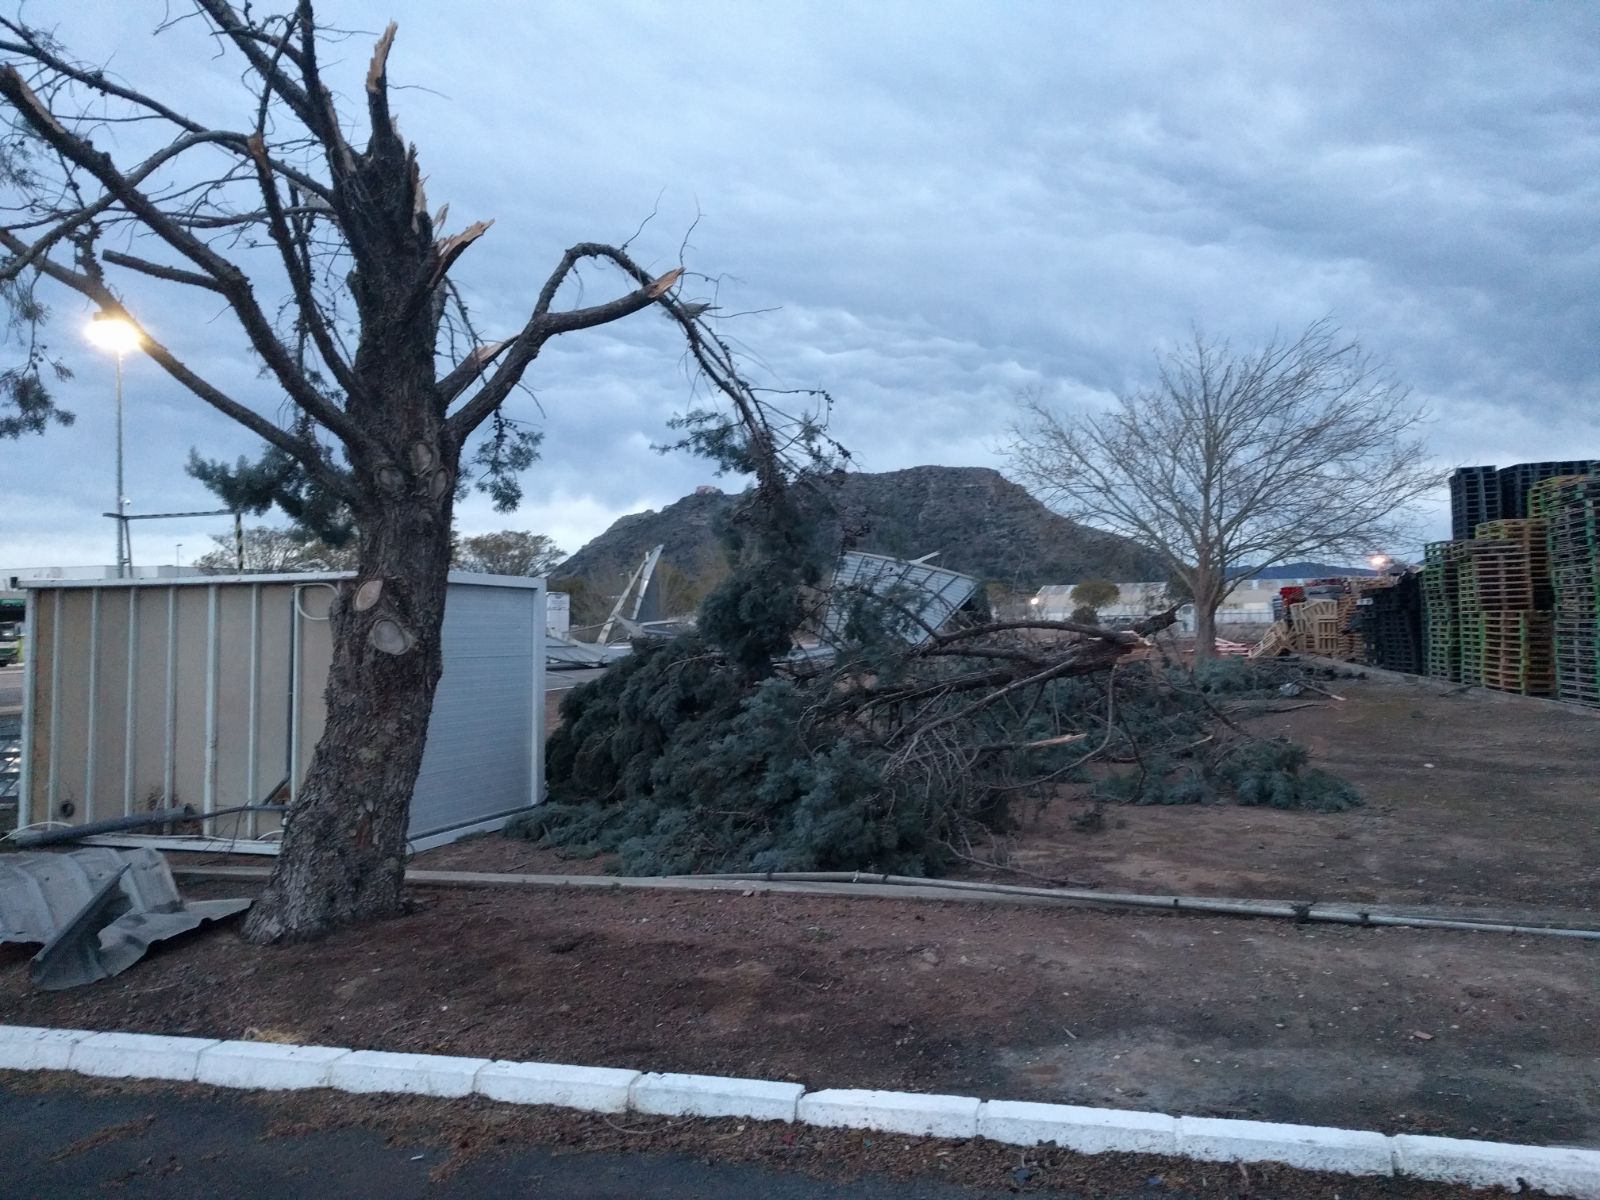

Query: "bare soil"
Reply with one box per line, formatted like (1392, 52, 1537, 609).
(2, 672, 1596, 1180)
(3, 871, 1596, 1148)
(1008, 674, 1600, 915)
(425, 674, 1600, 918)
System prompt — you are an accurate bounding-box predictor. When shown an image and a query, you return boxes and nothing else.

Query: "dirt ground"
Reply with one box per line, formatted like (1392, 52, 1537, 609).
(1004, 673, 1600, 916)
(2, 672, 1597, 1172)
(428, 673, 1600, 917)
(4, 872, 1597, 1149)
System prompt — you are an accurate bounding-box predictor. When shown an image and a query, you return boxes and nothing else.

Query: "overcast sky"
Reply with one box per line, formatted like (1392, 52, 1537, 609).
(2, 1, 1595, 571)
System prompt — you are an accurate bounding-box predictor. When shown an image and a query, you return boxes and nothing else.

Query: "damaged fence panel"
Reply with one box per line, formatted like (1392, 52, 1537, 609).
(18, 572, 547, 853)
(0, 847, 249, 990)
(820, 552, 979, 648)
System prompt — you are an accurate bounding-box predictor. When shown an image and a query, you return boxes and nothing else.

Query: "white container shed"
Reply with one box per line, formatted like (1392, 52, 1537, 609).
(19, 571, 546, 853)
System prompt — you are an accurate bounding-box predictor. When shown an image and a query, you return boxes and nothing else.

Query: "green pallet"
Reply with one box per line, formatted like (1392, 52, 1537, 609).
(1530, 476, 1599, 519)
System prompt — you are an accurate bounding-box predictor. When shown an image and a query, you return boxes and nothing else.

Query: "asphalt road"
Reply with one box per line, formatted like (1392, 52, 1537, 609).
(0, 1083, 1120, 1200)
(546, 665, 611, 693)
(0, 664, 21, 714)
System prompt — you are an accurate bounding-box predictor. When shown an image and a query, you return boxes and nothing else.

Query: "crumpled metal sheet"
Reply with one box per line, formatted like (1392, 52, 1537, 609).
(820, 551, 980, 648)
(0, 847, 250, 990)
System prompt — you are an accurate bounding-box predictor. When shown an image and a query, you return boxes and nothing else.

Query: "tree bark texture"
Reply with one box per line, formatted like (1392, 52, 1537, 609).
(242, 102, 460, 938)
(1191, 574, 1221, 664)
(243, 448, 457, 941)
(1193, 600, 1218, 663)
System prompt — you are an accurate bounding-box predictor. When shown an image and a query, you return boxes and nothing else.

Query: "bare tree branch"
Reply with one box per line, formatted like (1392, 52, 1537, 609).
(0, 64, 374, 453)
(1006, 320, 1434, 659)
(0, 226, 348, 495)
(102, 249, 225, 292)
(0, 22, 333, 200)
(445, 245, 680, 439)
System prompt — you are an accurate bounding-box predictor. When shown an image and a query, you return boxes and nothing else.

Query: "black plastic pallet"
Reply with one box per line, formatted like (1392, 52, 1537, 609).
(1450, 467, 1501, 541)
(1498, 461, 1600, 520)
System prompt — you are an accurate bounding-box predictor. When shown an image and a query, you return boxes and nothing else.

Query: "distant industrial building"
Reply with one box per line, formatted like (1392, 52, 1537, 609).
(1031, 561, 1378, 629)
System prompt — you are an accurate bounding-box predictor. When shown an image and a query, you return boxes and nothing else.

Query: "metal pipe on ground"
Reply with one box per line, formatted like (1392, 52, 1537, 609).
(694, 871, 1600, 939)
(166, 864, 1600, 942)
(11, 804, 287, 849)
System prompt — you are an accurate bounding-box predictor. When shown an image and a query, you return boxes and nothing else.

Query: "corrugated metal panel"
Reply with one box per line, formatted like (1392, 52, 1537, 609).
(22, 573, 544, 849)
(0, 847, 250, 990)
(821, 552, 978, 646)
(409, 581, 540, 838)
(25, 581, 299, 835)
(0, 846, 175, 944)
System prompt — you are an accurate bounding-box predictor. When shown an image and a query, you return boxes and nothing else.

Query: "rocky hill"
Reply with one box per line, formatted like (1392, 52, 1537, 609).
(554, 466, 1166, 593)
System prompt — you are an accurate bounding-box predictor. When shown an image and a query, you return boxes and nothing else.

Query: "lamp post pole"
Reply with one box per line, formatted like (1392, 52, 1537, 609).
(87, 312, 140, 577)
(114, 349, 128, 578)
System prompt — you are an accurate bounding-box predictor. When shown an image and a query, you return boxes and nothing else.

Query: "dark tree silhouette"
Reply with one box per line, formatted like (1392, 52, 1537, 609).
(0, 3, 803, 939)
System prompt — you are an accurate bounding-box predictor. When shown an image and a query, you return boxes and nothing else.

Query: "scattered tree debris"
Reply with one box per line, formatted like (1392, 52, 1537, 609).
(520, 517, 1361, 874)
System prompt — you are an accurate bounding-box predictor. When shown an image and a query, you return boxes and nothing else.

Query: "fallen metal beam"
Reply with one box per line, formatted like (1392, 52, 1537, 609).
(10, 806, 196, 848)
(11, 804, 288, 849)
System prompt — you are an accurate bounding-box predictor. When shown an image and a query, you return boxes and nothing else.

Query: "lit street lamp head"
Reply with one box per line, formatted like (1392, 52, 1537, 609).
(84, 311, 142, 354)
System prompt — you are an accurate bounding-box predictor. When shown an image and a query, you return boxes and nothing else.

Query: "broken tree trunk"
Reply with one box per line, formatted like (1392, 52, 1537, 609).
(243, 473, 454, 941)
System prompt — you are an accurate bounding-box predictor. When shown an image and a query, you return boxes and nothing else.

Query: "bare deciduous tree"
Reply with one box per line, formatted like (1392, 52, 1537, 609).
(191, 525, 356, 575)
(0, 3, 788, 939)
(453, 530, 564, 577)
(1007, 321, 1435, 660)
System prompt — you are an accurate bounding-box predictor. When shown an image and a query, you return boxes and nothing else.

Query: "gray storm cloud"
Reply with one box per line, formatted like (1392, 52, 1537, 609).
(3, 1, 1594, 565)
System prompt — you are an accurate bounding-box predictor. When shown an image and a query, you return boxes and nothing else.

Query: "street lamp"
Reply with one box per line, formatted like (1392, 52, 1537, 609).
(84, 313, 143, 577)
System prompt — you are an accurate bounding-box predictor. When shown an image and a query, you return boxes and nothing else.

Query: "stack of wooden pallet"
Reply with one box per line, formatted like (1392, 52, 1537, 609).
(1459, 519, 1553, 696)
(1286, 598, 1342, 656)
(1533, 475, 1600, 707)
(1332, 594, 1363, 661)
(1248, 622, 1292, 659)
(1422, 541, 1467, 681)
(1358, 573, 1423, 673)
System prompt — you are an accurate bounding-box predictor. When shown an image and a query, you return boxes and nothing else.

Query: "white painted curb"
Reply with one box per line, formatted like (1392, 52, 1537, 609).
(800, 1088, 981, 1139)
(196, 1040, 351, 1091)
(980, 1099, 1177, 1156)
(0, 1025, 88, 1071)
(478, 1060, 638, 1113)
(69, 1032, 222, 1082)
(631, 1071, 804, 1122)
(3, 1024, 1598, 1197)
(1176, 1115, 1394, 1176)
(1394, 1133, 1600, 1195)
(328, 1049, 491, 1098)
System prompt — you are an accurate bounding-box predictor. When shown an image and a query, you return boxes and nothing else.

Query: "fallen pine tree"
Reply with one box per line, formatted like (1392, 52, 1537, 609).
(511, 322, 1357, 876)
(513, 595, 1359, 876)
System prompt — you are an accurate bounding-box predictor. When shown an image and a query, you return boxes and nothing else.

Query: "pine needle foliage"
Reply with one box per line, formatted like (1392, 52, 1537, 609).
(517, 383, 1357, 873)
(1087, 660, 1362, 812)
(528, 645, 924, 875)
